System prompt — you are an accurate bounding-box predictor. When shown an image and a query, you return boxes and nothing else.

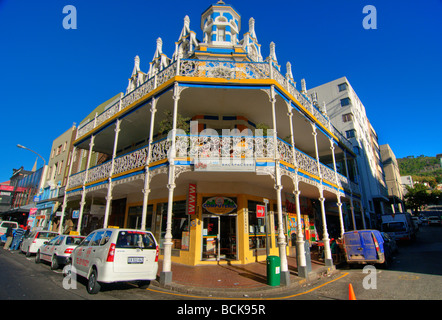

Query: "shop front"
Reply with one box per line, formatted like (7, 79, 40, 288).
(123, 187, 281, 266)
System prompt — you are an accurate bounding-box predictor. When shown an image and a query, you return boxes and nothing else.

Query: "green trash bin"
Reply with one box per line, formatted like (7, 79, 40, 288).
(266, 255, 281, 286)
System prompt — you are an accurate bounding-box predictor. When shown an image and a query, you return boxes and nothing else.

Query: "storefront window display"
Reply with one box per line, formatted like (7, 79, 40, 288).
(158, 200, 189, 250)
(127, 204, 153, 230)
(248, 200, 267, 250)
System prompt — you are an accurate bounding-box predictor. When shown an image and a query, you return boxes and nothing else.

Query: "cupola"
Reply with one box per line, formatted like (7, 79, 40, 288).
(201, 0, 241, 46)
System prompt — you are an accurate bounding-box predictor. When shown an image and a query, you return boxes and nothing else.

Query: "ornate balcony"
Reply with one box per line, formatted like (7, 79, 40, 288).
(67, 135, 358, 195)
(75, 59, 353, 151)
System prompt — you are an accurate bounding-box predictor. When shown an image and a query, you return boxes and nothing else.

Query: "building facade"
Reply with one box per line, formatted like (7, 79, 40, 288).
(308, 77, 389, 228)
(61, 1, 362, 284)
(380, 144, 405, 213)
(33, 124, 78, 231)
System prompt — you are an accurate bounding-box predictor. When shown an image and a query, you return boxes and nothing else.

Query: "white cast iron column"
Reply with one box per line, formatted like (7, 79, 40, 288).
(270, 85, 290, 286)
(77, 135, 95, 234)
(286, 102, 308, 278)
(103, 119, 121, 228)
(160, 83, 181, 285)
(141, 97, 158, 231)
(311, 124, 333, 267)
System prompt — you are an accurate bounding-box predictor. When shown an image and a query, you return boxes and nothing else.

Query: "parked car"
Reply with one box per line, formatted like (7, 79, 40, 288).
(342, 230, 392, 268)
(68, 228, 159, 294)
(381, 213, 417, 241)
(381, 232, 398, 256)
(428, 216, 441, 226)
(412, 216, 422, 228)
(0, 221, 18, 243)
(20, 231, 58, 257)
(420, 216, 428, 224)
(35, 234, 85, 269)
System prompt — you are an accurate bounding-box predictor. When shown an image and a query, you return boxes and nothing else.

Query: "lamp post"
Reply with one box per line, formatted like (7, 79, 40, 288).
(17, 144, 46, 167)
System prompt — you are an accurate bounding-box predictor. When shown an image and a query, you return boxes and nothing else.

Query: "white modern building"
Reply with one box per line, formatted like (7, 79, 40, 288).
(308, 77, 389, 228)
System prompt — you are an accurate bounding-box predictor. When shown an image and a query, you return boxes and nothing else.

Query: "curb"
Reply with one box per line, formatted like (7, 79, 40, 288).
(150, 265, 337, 299)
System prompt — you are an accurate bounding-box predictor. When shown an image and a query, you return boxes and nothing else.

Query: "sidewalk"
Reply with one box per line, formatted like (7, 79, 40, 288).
(151, 256, 337, 298)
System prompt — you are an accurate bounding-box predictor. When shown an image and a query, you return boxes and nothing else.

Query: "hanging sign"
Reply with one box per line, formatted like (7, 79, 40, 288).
(187, 183, 196, 215)
(202, 197, 237, 215)
(256, 204, 265, 218)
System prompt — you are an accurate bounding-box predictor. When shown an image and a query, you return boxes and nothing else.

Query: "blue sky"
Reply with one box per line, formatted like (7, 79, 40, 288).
(0, 0, 441, 183)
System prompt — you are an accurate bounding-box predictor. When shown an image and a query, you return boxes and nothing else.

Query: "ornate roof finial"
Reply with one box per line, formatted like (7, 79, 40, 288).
(286, 62, 294, 80)
(249, 17, 256, 39)
(269, 41, 277, 62)
(217, 0, 225, 4)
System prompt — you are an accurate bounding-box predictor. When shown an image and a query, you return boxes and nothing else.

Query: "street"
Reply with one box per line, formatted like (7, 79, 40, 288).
(0, 224, 441, 301)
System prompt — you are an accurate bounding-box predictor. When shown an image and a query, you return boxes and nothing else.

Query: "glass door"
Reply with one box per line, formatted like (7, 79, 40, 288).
(202, 216, 220, 261)
(219, 215, 237, 260)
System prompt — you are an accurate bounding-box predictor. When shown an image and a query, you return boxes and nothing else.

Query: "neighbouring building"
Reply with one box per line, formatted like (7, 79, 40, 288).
(380, 144, 405, 213)
(60, 1, 364, 284)
(33, 124, 78, 231)
(308, 76, 389, 229)
(0, 167, 43, 226)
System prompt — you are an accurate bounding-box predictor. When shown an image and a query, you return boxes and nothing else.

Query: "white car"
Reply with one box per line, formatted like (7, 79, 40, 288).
(69, 228, 159, 294)
(20, 231, 58, 257)
(428, 216, 441, 226)
(35, 234, 85, 269)
(0, 221, 18, 243)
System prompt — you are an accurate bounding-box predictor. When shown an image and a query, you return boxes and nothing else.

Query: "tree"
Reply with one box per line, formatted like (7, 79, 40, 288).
(404, 183, 429, 213)
(158, 110, 190, 135)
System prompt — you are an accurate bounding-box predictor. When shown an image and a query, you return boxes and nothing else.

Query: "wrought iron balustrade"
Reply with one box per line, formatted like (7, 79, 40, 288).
(68, 135, 357, 194)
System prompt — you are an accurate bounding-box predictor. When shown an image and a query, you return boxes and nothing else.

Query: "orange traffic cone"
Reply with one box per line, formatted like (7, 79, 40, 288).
(349, 283, 356, 300)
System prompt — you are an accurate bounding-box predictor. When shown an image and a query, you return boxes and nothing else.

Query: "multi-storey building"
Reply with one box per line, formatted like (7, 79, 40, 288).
(308, 76, 389, 228)
(380, 144, 405, 213)
(33, 124, 77, 231)
(61, 1, 362, 284)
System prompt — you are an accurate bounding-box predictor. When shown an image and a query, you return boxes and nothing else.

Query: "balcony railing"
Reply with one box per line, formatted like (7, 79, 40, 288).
(75, 59, 353, 151)
(68, 135, 358, 194)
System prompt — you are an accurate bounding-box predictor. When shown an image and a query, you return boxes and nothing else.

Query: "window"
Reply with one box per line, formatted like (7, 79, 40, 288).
(345, 129, 356, 139)
(218, 27, 225, 42)
(340, 97, 351, 107)
(128, 205, 153, 230)
(342, 113, 353, 123)
(248, 200, 267, 250)
(90, 230, 106, 246)
(116, 231, 156, 249)
(338, 83, 348, 92)
(80, 232, 95, 246)
(159, 200, 189, 250)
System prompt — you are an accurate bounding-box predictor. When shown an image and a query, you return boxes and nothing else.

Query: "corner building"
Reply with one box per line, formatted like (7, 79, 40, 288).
(62, 1, 362, 283)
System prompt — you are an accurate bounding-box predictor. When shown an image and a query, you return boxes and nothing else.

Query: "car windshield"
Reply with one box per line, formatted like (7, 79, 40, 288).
(116, 231, 156, 249)
(37, 232, 58, 239)
(383, 222, 406, 232)
(1, 222, 17, 228)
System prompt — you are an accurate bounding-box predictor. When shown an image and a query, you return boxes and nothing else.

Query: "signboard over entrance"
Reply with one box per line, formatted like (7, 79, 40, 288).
(202, 197, 237, 215)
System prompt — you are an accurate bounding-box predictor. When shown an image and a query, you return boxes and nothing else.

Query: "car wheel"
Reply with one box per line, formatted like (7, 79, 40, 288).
(35, 251, 41, 264)
(51, 255, 59, 270)
(138, 280, 151, 289)
(87, 269, 101, 294)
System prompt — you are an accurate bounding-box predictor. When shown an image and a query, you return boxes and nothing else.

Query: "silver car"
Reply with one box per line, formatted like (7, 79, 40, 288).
(36, 234, 85, 269)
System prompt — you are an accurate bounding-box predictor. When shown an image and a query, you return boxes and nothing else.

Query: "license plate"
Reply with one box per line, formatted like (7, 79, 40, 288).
(127, 257, 144, 264)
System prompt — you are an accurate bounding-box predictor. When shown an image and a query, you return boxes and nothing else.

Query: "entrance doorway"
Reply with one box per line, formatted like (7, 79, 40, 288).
(202, 215, 237, 261)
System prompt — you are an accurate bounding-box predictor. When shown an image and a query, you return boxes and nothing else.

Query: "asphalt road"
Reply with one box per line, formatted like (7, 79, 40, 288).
(292, 224, 442, 300)
(0, 224, 441, 301)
